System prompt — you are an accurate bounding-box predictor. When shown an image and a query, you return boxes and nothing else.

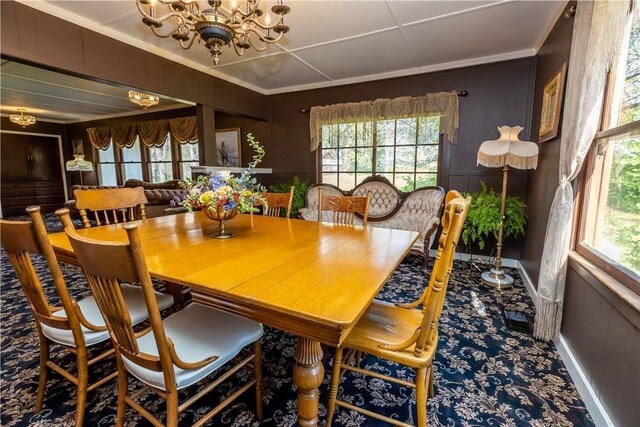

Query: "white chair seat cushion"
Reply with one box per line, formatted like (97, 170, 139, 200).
(122, 303, 264, 391)
(41, 283, 174, 348)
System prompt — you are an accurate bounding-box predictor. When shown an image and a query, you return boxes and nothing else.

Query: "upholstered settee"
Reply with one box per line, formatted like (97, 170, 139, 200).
(299, 175, 445, 265)
(65, 179, 186, 219)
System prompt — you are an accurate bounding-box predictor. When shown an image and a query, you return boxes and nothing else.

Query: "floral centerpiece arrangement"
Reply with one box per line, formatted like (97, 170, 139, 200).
(174, 133, 267, 238)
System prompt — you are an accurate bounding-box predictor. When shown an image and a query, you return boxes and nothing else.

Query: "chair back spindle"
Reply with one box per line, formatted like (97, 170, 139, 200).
(261, 186, 295, 218)
(74, 187, 148, 228)
(413, 191, 470, 356)
(317, 188, 371, 226)
(65, 225, 172, 376)
(0, 207, 84, 337)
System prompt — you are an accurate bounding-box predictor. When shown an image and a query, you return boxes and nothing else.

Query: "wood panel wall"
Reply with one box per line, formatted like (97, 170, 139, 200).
(521, 3, 640, 425)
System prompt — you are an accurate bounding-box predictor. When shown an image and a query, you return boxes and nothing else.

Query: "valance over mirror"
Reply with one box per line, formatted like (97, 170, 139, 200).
(87, 117, 198, 150)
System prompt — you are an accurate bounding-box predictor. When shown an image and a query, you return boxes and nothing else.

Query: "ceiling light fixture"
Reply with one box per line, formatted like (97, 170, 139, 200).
(128, 90, 160, 109)
(9, 108, 37, 128)
(136, 0, 291, 66)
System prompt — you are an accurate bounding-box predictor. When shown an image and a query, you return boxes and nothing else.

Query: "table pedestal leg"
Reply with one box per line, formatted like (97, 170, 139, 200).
(293, 337, 325, 427)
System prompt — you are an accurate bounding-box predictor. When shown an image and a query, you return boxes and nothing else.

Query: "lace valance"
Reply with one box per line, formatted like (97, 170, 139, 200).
(308, 91, 459, 151)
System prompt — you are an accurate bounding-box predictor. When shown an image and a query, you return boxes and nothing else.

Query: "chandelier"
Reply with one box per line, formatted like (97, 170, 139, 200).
(128, 90, 160, 109)
(9, 109, 37, 128)
(136, 0, 291, 66)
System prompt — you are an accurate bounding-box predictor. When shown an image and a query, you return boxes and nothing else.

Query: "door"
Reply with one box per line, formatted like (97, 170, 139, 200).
(0, 133, 65, 217)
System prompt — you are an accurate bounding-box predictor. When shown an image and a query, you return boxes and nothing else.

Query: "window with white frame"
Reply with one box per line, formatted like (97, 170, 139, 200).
(320, 116, 440, 191)
(577, 10, 640, 291)
(148, 133, 173, 183)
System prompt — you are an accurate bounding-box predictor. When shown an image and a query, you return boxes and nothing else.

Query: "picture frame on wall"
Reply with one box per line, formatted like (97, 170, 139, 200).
(215, 128, 241, 167)
(539, 62, 567, 143)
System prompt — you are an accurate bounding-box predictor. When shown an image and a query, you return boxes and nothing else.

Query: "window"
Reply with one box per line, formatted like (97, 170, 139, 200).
(120, 137, 143, 181)
(578, 12, 640, 291)
(179, 142, 200, 179)
(148, 134, 173, 183)
(96, 144, 117, 186)
(320, 116, 440, 191)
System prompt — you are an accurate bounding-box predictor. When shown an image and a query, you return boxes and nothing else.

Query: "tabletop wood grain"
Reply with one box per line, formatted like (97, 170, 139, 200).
(49, 212, 418, 343)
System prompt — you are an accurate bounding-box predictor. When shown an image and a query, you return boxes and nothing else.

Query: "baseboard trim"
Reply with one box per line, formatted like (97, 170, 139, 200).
(429, 250, 520, 268)
(515, 261, 613, 427)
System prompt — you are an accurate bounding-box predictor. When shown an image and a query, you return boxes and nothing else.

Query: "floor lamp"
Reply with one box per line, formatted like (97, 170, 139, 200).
(477, 126, 538, 289)
(65, 154, 94, 185)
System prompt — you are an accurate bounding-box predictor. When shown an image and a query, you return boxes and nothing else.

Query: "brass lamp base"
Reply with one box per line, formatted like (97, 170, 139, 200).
(481, 268, 514, 289)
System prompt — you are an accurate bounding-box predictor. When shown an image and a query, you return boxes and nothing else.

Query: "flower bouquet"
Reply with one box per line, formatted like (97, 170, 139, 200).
(176, 133, 267, 238)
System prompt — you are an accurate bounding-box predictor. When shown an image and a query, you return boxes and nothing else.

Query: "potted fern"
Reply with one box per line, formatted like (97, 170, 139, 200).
(462, 182, 526, 254)
(269, 176, 309, 218)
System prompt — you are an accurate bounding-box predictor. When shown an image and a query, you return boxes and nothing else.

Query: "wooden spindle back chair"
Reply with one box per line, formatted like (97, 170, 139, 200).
(0, 206, 116, 426)
(260, 186, 295, 217)
(326, 190, 470, 427)
(317, 187, 372, 226)
(65, 224, 263, 427)
(74, 187, 148, 228)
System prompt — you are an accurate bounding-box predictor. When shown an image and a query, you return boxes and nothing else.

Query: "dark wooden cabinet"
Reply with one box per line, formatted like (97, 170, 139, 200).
(1, 133, 65, 217)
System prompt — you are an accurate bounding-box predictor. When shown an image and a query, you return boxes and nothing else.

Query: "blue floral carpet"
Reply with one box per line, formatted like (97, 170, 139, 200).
(1, 214, 593, 426)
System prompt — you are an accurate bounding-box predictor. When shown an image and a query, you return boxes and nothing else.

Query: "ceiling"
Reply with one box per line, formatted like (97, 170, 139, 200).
(17, 0, 567, 95)
(0, 60, 192, 123)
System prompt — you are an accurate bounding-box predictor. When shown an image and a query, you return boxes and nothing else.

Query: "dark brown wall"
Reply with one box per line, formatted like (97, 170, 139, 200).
(520, 5, 574, 286)
(522, 3, 640, 426)
(1, 116, 66, 138)
(215, 112, 273, 187)
(0, 1, 267, 121)
(269, 58, 536, 258)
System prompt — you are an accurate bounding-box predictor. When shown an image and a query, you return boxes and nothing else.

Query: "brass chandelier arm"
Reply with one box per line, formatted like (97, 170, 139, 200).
(136, 0, 290, 65)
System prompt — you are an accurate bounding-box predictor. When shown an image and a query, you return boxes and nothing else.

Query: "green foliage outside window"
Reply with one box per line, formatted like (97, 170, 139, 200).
(462, 182, 527, 250)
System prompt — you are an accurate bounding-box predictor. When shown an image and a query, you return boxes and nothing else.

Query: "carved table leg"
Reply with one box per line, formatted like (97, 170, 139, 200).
(293, 337, 325, 427)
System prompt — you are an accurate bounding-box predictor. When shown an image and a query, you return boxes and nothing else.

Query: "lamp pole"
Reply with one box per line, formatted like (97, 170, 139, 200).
(481, 164, 514, 289)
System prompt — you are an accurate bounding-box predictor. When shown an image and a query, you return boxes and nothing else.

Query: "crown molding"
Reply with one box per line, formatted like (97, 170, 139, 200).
(264, 48, 537, 95)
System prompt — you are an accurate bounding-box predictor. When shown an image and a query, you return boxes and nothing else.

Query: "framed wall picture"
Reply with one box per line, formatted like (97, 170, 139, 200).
(539, 62, 567, 142)
(215, 128, 241, 167)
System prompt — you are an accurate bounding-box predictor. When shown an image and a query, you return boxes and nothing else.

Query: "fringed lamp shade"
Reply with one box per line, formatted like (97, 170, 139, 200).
(65, 155, 94, 172)
(476, 125, 539, 290)
(477, 126, 539, 170)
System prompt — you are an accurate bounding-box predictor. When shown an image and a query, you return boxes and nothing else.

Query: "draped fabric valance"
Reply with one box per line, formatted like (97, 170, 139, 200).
(169, 117, 198, 143)
(87, 117, 198, 150)
(138, 120, 170, 147)
(87, 126, 111, 150)
(308, 91, 459, 151)
(111, 123, 138, 148)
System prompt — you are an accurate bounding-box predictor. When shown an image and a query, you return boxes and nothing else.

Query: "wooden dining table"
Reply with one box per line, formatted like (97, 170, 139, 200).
(48, 211, 418, 426)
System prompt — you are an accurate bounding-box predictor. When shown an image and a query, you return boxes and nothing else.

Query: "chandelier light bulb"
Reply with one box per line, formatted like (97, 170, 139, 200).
(136, 0, 291, 65)
(9, 108, 37, 128)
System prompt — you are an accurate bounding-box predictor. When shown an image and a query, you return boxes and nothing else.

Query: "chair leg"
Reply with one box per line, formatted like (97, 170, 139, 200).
(326, 346, 344, 426)
(253, 341, 263, 420)
(415, 368, 428, 427)
(166, 389, 179, 427)
(75, 348, 89, 427)
(116, 355, 128, 427)
(355, 351, 362, 369)
(428, 366, 435, 398)
(35, 331, 50, 412)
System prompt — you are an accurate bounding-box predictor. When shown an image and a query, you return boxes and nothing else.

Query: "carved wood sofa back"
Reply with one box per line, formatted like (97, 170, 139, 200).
(300, 175, 445, 254)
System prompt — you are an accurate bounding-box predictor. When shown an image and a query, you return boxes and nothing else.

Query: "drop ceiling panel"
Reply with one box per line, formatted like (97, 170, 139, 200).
(22, 0, 566, 93)
(295, 29, 416, 81)
(387, 1, 497, 25)
(403, 1, 554, 66)
(215, 53, 329, 90)
(274, 1, 397, 50)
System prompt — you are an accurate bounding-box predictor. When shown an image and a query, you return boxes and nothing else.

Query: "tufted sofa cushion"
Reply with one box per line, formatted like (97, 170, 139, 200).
(299, 176, 445, 254)
(65, 179, 186, 219)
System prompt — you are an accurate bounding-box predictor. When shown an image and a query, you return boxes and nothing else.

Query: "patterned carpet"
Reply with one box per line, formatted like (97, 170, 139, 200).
(0, 214, 594, 426)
